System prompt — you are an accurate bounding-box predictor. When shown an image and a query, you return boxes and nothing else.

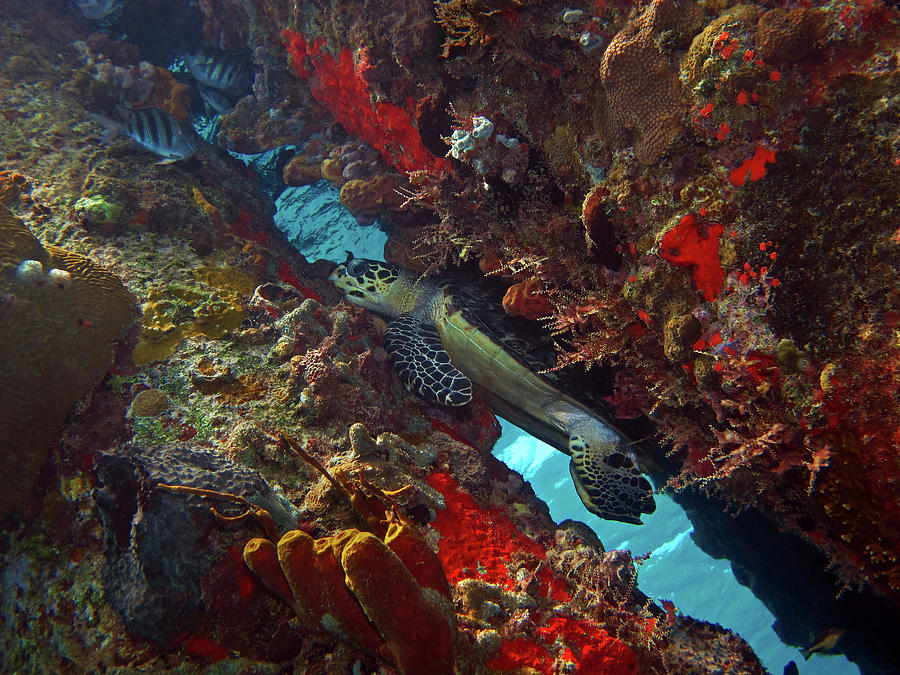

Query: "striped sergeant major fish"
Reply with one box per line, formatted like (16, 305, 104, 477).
(184, 48, 251, 97)
(196, 82, 235, 116)
(90, 107, 202, 165)
(74, 0, 118, 19)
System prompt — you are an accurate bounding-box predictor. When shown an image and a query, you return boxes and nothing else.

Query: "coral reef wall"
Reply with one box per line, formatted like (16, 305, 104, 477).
(0, 0, 897, 672)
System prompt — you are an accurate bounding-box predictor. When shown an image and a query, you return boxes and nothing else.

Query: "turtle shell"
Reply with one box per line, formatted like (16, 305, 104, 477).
(443, 281, 621, 421)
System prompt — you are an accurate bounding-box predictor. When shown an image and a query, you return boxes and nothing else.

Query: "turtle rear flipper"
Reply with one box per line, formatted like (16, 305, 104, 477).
(567, 434, 656, 525)
(384, 313, 473, 407)
(545, 403, 656, 525)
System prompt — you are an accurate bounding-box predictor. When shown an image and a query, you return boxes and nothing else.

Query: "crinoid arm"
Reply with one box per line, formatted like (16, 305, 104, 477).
(544, 402, 656, 525)
(384, 312, 473, 406)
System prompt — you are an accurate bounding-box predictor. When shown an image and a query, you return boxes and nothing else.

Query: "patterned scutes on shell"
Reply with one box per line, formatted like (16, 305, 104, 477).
(446, 282, 560, 374)
(0, 207, 136, 519)
(444, 283, 617, 421)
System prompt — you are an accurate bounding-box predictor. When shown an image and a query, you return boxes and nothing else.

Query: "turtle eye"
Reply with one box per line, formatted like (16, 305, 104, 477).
(346, 259, 370, 277)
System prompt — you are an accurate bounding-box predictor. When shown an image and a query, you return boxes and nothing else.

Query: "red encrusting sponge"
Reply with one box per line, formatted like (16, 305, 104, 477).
(283, 30, 451, 175)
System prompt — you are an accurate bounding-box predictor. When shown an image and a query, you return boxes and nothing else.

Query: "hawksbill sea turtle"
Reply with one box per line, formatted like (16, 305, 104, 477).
(329, 256, 656, 524)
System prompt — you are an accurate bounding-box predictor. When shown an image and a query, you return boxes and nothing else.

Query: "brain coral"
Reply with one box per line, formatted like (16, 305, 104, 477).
(756, 7, 827, 64)
(0, 207, 136, 519)
(598, 0, 705, 163)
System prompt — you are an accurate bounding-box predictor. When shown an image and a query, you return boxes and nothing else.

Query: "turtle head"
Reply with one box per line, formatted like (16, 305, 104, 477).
(329, 256, 404, 314)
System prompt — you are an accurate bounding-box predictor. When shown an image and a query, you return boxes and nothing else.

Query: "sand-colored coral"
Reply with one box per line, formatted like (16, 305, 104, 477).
(756, 8, 827, 64)
(133, 262, 256, 366)
(0, 170, 30, 207)
(679, 172, 731, 219)
(544, 125, 589, 192)
(129, 387, 170, 417)
(598, 0, 704, 163)
(0, 207, 136, 519)
(663, 313, 702, 362)
(192, 187, 227, 230)
(133, 282, 247, 366)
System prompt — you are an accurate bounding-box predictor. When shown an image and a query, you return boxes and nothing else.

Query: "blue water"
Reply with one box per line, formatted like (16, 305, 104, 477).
(274, 181, 387, 263)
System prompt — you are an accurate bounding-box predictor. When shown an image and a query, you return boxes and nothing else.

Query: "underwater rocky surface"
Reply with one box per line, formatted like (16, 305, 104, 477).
(0, 0, 897, 673)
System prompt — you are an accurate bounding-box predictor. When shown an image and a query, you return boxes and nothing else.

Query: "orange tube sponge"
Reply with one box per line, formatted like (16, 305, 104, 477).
(277, 529, 386, 653)
(384, 518, 452, 600)
(275, 529, 330, 631)
(342, 532, 455, 675)
(312, 531, 387, 655)
(242, 538, 294, 606)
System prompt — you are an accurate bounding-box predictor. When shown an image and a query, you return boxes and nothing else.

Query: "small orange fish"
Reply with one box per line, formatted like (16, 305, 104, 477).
(800, 628, 846, 660)
(660, 599, 677, 627)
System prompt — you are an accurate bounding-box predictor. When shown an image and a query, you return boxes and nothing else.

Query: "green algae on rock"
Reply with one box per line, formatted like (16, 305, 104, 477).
(73, 193, 124, 227)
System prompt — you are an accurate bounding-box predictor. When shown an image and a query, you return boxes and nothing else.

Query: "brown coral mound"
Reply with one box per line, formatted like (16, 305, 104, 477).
(682, 6, 761, 89)
(282, 155, 324, 186)
(339, 174, 405, 216)
(139, 67, 192, 121)
(599, 0, 705, 163)
(756, 8, 828, 64)
(0, 208, 136, 519)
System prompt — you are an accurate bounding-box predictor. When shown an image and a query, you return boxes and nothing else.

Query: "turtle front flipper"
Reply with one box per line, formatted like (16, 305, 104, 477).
(544, 402, 656, 525)
(384, 313, 473, 407)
